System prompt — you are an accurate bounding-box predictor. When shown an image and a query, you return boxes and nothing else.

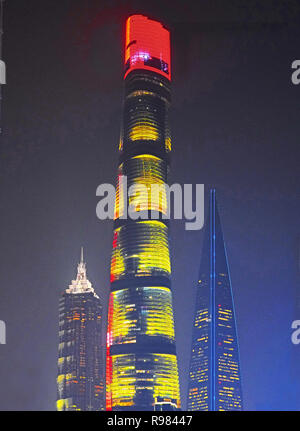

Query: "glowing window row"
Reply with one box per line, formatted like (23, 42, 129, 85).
(107, 353, 180, 409)
(107, 286, 175, 345)
(111, 221, 171, 282)
(114, 155, 168, 219)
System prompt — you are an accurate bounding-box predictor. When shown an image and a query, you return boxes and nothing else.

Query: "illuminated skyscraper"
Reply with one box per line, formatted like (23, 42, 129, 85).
(187, 190, 243, 411)
(57, 249, 105, 411)
(106, 15, 180, 411)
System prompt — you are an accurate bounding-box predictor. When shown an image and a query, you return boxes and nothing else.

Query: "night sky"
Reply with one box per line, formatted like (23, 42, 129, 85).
(0, 0, 300, 410)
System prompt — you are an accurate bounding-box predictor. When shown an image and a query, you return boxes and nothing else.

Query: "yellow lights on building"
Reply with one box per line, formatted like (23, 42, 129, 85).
(114, 154, 168, 219)
(56, 398, 74, 411)
(127, 104, 162, 144)
(107, 290, 137, 344)
(111, 221, 171, 282)
(123, 89, 172, 152)
(114, 171, 124, 220)
(126, 90, 167, 102)
(107, 286, 175, 346)
(194, 309, 209, 329)
(57, 258, 105, 411)
(57, 373, 75, 385)
(187, 191, 243, 411)
(129, 155, 167, 213)
(188, 386, 209, 411)
(110, 227, 125, 281)
(131, 155, 167, 213)
(121, 73, 172, 152)
(165, 136, 171, 152)
(110, 355, 136, 408)
(108, 354, 180, 409)
(143, 287, 175, 339)
(107, 16, 180, 410)
(130, 123, 159, 141)
(152, 354, 180, 403)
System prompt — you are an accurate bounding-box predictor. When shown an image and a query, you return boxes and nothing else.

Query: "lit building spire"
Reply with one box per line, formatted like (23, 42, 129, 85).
(187, 190, 243, 411)
(57, 247, 104, 410)
(66, 248, 98, 298)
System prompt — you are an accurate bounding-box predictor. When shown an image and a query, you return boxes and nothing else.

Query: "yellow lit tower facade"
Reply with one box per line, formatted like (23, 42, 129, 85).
(187, 190, 243, 411)
(57, 249, 105, 411)
(106, 15, 181, 411)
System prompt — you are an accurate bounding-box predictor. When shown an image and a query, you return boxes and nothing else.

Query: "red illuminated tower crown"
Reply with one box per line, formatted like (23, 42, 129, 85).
(124, 14, 171, 80)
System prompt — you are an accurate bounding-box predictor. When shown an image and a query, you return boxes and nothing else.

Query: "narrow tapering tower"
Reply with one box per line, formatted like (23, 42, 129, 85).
(187, 190, 243, 411)
(57, 249, 105, 411)
(106, 15, 180, 411)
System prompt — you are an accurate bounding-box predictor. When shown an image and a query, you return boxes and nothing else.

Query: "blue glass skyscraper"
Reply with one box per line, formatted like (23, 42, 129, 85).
(187, 190, 243, 411)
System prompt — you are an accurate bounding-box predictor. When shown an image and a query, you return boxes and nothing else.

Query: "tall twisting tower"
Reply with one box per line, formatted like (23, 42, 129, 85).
(57, 249, 105, 411)
(187, 190, 243, 410)
(106, 15, 180, 411)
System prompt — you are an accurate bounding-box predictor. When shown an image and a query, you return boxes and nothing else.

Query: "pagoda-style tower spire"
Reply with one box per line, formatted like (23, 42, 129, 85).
(57, 249, 104, 411)
(66, 248, 97, 297)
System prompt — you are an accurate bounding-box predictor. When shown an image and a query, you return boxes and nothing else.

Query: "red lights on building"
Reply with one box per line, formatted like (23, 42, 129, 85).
(106, 295, 114, 411)
(124, 15, 171, 80)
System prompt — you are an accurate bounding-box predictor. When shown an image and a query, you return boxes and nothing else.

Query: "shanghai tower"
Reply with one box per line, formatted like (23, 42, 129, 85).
(187, 190, 243, 411)
(106, 15, 181, 411)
